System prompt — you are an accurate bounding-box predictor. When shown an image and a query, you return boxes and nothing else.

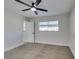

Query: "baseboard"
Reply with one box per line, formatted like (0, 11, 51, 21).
(68, 46, 75, 57)
(24, 41, 68, 46)
(23, 40, 34, 43)
(4, 42, 24, 52)
(36, 41, 68, 47)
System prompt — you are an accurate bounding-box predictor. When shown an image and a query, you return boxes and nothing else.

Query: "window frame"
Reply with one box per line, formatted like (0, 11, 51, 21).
(39, 20, 59, 31)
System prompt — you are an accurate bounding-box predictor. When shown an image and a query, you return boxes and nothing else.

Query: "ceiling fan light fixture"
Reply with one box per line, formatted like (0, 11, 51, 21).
(15, 0, 48, 15)
(31, 7, 36, 11)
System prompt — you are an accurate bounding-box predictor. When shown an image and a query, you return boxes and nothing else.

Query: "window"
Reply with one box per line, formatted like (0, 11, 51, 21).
(39, 20, 59, 31)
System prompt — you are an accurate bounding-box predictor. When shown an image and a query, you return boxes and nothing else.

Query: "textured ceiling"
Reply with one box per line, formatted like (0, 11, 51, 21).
(5, 0, 74, 17)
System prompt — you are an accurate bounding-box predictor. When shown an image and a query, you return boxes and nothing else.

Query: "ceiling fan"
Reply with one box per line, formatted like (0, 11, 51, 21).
(15, 0, 48, 15)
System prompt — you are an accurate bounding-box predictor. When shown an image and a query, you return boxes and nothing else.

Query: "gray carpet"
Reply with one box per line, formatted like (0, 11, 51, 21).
(4, 43, 74, 59)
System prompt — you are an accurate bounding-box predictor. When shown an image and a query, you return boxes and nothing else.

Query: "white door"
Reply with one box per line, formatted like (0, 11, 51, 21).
(23, 21, 34, 43)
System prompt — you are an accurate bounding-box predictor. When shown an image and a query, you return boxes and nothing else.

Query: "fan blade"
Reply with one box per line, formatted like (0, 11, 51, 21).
(15, 0, 31, 7)
(36, 8, 48, 12)
(34, 11, 38, 15)
(22, 8, 30, 11)
(35, 0, 41, 6)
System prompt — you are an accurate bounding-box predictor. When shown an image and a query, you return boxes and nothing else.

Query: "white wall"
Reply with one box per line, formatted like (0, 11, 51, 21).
(33, 14, 69, 46)
(69, 7, 75, 56)
(4, 10, 25, 51)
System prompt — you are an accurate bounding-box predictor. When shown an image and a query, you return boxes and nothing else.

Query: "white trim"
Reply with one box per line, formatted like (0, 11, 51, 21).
(23, 40, 34, 43)
(24, 41, 68, 46)
(69, 46, 75, 57)
(4, 42, 24, 52)
(36, 41, 68, 46)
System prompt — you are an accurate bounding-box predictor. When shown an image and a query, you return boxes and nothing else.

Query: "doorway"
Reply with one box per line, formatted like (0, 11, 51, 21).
(23, 20, 36, 43)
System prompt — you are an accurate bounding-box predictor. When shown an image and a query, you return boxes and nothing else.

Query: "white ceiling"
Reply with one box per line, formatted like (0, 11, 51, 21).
(5, 0, 74, 17)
